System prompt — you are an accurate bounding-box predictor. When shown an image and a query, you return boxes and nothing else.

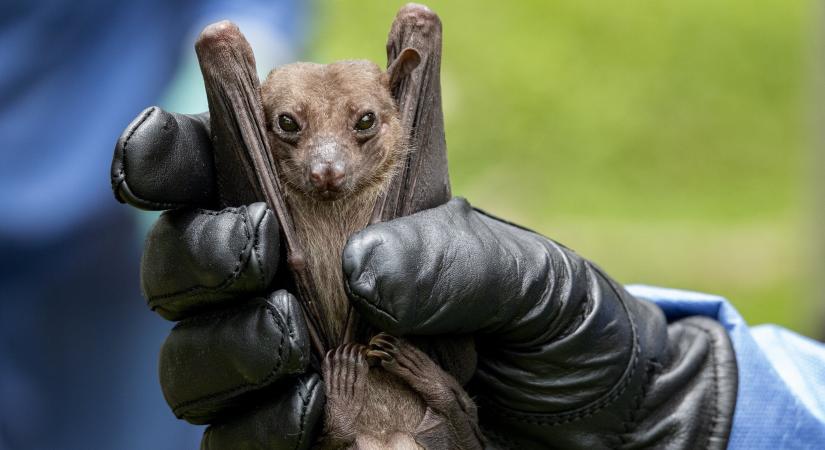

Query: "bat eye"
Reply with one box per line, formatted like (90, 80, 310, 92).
(354, 112, 376, 131)
(278, 114, 300, 132)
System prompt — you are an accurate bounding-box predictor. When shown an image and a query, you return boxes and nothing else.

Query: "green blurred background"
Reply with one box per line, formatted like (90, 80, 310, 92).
(307, 0, 820, 335)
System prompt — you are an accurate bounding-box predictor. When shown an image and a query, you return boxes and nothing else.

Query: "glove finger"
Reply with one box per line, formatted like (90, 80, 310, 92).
(343, 197, 547, 336)
(201, 373, 324, 450)
(142, 202, 279, 320)
(160, 291, 311, 424)
(111, 106, 217, 210)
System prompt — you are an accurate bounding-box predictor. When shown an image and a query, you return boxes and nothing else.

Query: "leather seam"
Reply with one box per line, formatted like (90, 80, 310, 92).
(113, 107, 154, 193)
(293, 375, 320, 450)
(284, 295, 305, 364)
(253, 209, 270, 289)
(170, 303, 289, 417)
(482, 264, 641, 426)
(616, 360, 658, 449)
(148, 207, 254, 308)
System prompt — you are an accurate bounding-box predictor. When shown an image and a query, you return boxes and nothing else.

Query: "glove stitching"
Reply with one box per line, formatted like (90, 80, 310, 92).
(282, 293, 306, 365)
(170, 303, 290, 417)
(293, 375, 321, 450)
(113, 107, 153, 190)
(116, 106, 185, 210)
(482, 266, 642, 426)
(148, 207, 257, 307)
(252, 209, 271, 289)
(615, 360, 658, 449)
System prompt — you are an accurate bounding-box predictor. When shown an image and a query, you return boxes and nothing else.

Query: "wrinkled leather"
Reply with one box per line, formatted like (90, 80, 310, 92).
(201, 373, 325, 450)
(112, 107, 321, 450)
(142, 202, 280, 320)
(114, 106, 739, 450)
(161, 291, 310, 424)
(111, 107, 216, 210)
(343, 198, 738, 449)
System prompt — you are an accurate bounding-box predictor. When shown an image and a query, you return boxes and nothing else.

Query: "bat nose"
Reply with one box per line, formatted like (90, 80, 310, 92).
(310, 161, 346, 191)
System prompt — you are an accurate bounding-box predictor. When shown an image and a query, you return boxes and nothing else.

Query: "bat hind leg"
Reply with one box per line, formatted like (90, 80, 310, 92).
(368, 333, 485, 450)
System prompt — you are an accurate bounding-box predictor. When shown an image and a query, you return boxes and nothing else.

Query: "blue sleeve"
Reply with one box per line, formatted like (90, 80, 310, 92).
(626, 285, 825, 449)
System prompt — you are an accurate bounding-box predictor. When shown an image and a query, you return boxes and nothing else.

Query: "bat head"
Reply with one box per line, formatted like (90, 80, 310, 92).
(262, 48, 420, 202)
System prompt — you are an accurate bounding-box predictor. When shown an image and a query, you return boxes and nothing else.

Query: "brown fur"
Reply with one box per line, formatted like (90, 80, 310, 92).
(262, 60, 482, 449)
(262, 60, 406, 342)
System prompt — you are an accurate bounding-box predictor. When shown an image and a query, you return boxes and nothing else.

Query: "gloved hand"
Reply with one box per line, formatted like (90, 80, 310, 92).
(114, 106, 738, 450)
(342, 199, 739, 449)
(112, 107, 324, 449)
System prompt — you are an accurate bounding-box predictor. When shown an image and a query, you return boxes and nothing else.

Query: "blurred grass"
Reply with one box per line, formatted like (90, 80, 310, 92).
(309, 0, 819, 334)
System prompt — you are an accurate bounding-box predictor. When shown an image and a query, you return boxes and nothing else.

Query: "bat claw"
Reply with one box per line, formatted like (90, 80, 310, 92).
(369, 332, 400, 351)
(366, 349, 394, 364)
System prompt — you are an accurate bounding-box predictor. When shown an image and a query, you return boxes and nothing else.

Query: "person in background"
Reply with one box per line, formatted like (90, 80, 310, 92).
(0, 1, 308, 449)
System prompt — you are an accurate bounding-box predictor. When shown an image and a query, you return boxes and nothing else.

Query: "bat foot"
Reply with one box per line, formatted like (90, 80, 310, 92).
(322, 343, 369, 446)
(367, 333, 455, 409)
(368, 333, 485, 449)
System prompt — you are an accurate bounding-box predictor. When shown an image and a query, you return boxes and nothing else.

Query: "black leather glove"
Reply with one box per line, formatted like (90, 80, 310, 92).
(342, 198, 738, 449)
(112, 107, 323, 449)
(114, 106, 738, 450)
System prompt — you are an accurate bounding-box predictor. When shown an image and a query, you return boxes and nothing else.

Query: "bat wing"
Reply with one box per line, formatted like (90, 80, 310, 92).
(373, 4, 451, 223)
(194, 5, 451, 356)
(195, 20, 326, 356)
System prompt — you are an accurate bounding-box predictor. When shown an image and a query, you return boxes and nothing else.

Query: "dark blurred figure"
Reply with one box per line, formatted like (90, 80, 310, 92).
(0, 1, 307, 448)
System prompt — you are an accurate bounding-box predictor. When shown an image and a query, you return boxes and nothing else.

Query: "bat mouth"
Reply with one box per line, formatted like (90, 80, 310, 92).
(311, 187, 348, 201)
(298, 171, 351, 201)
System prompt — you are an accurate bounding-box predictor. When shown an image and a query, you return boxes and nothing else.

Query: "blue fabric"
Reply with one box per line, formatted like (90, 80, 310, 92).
(1, 2, 206, 447)
(0, 0, 198, 241)
(0, 1, 306, 449)
(627, 285, 825, 449)
(0, 0, 309, 242)
(0, 214, 204, 449)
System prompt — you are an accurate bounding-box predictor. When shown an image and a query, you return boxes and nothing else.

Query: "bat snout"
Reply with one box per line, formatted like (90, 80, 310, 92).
(309, 160, 347, 192)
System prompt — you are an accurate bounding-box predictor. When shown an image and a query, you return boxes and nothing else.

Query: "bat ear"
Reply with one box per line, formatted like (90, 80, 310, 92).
(387, 47, 421, 89)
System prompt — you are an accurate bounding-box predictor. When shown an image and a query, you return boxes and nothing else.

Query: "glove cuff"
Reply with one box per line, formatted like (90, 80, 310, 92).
(475, 267, 737, 449)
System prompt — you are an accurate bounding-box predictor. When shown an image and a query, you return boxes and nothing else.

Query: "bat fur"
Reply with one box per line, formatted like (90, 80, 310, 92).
(261, 57, 483, 450)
